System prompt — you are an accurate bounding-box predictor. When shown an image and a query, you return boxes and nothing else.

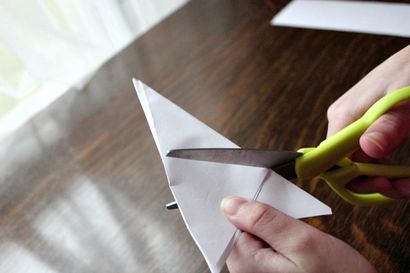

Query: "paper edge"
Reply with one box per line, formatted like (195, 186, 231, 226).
(271, 0, 410, 38)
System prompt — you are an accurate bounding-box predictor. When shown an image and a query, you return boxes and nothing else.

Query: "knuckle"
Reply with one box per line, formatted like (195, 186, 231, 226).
(326, 102, 340, 120)
(247, 203, 277, 234)
(326, 99, 347, 121)
(292, 228, 316, 251)
(251, 248, 271, 264)
(306, 262, 323, 273)
(327, 100, 357, 123)
(380, 112, 407, 138)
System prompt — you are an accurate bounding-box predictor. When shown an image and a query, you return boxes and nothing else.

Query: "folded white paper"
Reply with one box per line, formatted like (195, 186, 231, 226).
(133, 79, 331, 273)
(272, 0, 410, 38)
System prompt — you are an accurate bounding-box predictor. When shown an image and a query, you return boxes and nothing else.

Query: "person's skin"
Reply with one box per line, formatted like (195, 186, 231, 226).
(327, 45, 410, 198)
(224, 45, 410, 272)
(222, 197, 377, 273)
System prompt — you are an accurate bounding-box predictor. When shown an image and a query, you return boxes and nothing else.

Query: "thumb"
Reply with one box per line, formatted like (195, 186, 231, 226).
(360, 101, 410, 159)
(220, 196, 315, 255)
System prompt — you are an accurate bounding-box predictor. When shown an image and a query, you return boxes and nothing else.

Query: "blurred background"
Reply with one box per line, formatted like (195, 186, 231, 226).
(0, 0, 188, 139)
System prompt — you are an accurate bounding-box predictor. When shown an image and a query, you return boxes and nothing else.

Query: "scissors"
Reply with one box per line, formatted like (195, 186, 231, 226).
(166, 86, 410, 206)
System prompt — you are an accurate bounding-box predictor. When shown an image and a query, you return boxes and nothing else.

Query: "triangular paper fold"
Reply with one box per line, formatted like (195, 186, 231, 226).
(133, 79, 331, 273)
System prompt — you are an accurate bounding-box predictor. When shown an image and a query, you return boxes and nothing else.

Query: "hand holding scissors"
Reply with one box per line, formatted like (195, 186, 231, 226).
(168, 86, 410, 206)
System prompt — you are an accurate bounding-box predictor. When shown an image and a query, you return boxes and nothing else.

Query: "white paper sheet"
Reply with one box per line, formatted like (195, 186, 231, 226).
(272, 0, 410, 38)
(133, 79, 331, 273)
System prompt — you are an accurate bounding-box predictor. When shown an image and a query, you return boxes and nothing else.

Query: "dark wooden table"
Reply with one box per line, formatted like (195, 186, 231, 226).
(0, 1, 408, 272)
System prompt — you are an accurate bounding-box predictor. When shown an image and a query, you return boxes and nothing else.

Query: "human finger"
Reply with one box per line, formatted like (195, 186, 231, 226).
(392, 178, 410, 197)
(346, 177, 401, 198)
(360, 100, 410, 159)
(227, 232, 295, 273)
(222, 197, 377, 273)
(221, 196, 316, 255)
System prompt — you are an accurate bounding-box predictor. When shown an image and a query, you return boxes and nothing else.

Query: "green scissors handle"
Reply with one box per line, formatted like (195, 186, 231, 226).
(295, 86, 410, 205)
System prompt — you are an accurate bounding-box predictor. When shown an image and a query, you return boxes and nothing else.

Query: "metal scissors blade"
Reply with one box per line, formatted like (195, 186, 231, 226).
(166, 148, 302, 180)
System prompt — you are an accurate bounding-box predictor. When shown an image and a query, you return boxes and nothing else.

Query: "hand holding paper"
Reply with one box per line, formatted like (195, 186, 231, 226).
(222, 197, 376, 273)
(133, 79, 331, 273)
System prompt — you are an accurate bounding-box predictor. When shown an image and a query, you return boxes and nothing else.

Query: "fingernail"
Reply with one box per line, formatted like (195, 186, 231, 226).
(364, 131, 387, 152)
(221, 196, 247, 216)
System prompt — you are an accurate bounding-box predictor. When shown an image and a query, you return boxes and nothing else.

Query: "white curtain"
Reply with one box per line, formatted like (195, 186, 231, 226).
(0, 0, 188, 137)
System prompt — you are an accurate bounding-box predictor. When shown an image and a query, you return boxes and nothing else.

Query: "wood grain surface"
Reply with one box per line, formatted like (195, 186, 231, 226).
(0, 0, 409, 272)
